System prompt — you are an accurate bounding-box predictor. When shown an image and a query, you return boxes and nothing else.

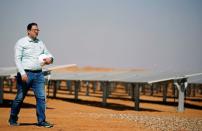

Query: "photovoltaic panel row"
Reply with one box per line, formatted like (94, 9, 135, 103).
(0, 67, 201, 84)
(0, 67, 17, 77)
(50, 70, 202, 84)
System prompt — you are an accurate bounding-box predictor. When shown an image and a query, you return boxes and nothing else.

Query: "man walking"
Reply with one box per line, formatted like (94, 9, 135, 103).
(9, 23, 54, 128)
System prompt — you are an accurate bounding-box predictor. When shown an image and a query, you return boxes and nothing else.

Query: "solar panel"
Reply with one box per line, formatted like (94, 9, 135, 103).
(0, 66, 201, 84)
(0, 67, 17, 77)
(1, 66, 202, 112)
(50, 70, 202, 84)
(188, 74, 202, 84)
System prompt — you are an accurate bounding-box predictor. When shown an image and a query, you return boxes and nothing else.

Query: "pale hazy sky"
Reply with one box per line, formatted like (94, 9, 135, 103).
(0, 0, 202, 71)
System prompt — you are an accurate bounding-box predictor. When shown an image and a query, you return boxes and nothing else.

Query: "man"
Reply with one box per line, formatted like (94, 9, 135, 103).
(9, 23, 54, 128)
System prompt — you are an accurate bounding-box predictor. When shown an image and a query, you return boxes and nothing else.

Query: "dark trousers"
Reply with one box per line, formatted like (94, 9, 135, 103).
(9, 71, 46, 123)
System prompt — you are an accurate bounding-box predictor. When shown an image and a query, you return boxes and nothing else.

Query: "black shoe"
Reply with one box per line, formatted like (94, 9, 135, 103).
(37, 121, 53, 128)
(9, 115, 19, 126)
(8, 121, 20, 126)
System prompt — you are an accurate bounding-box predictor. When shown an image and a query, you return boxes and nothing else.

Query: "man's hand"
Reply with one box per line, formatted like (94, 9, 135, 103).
(21, 74, 28, 82)
(43, 57, 52, 65)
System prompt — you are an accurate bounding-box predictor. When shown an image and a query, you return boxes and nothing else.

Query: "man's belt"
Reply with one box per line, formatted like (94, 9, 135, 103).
(24, 69, 42, 73)
(24, 69, 51, 76)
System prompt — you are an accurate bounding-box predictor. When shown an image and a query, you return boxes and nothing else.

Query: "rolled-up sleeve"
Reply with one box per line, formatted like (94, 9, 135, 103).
(15, 41, 26, 75)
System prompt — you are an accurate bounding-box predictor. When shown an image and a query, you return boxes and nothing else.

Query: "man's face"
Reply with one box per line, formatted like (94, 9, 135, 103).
(27, 25, 40, 39)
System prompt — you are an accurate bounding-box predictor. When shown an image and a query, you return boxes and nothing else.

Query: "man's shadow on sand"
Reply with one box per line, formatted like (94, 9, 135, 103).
(0, 99, 54, 109)
(18, 123, 37, 126)
(18, 123, 55, 126)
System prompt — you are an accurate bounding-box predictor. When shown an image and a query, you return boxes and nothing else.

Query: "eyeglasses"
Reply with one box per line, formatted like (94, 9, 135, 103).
(31, 29, 40, 32)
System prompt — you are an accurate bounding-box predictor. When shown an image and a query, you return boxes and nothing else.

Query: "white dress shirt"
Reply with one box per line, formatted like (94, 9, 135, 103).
(15, 36, 53, 75)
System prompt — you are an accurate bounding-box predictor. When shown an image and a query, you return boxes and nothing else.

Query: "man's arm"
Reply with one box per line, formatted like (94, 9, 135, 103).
(15, 41, 28, 82)
(15, 41, 26, 75)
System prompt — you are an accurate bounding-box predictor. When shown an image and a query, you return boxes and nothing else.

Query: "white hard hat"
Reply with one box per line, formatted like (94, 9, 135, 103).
(38, 54, 49, 66)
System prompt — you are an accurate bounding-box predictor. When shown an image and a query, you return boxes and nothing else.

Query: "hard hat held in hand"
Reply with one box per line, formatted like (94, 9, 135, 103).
(38, 54, 49, 66)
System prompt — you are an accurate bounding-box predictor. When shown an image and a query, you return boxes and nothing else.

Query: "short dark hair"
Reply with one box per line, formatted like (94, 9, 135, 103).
(27, 23, 38, 30)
